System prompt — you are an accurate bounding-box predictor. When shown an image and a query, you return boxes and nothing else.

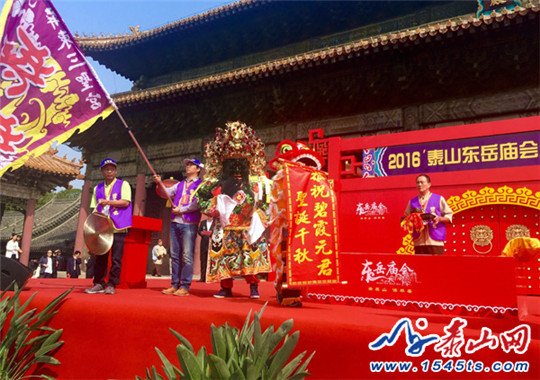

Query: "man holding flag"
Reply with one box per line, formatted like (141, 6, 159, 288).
(1, 0, 172, 267)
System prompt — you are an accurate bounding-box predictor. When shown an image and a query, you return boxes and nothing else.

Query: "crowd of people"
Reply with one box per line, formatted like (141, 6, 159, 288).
(82, 122, 273, 298)
(5, 164, 453, 300)
(4, 234, 91, 279)
(28, 249, 92, 279)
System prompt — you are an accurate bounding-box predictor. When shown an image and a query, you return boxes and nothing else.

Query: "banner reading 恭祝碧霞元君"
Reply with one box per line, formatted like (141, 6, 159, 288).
(283, 161, 340, 286)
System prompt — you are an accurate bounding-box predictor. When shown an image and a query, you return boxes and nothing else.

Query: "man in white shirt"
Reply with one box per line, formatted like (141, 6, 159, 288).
(5, 233, 22, 261)
(151, 239, 167, 277)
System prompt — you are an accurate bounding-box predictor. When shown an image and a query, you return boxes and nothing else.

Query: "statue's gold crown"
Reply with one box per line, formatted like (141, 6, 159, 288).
(204, 121, 266, 178)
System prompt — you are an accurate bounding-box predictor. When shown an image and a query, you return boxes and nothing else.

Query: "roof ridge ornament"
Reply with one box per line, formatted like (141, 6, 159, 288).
(129, 26, 141, 36)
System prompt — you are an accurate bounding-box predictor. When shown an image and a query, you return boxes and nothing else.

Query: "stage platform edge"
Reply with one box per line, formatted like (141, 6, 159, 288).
(10, 278, 538, 380)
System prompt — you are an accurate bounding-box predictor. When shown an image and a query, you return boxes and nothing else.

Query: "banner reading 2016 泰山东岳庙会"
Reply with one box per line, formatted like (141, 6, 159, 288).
(362, 131, 539, 178)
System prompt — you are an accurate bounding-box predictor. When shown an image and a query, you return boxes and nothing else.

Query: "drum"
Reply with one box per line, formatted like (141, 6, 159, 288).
(156, 178, 179, 199)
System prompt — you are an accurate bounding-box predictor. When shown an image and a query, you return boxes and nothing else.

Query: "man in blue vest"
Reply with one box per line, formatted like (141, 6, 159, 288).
(85, 158, 133, 295)
(154, 158, 204, 296)
(404, 174, 453, 255)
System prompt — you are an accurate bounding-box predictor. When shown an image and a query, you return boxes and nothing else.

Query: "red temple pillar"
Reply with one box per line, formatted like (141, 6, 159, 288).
(133, 174, 147, 216)
(74, 179, 92, 253)
(20, 198, 36, 266)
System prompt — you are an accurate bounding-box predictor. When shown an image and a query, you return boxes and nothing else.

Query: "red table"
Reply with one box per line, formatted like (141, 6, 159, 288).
(118, 215, 162, 288)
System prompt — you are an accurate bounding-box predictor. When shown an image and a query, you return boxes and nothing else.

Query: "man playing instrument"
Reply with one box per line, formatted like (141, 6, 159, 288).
(403, 174, 453, 255)
(85, 158, 132, 295)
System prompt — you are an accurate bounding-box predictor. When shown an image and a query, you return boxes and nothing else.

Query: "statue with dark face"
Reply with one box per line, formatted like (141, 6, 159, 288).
(219, 158, 253, 198)
(196, 121, 271, 299)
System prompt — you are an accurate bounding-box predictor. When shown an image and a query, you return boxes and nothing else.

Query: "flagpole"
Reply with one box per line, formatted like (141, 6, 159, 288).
(77, 53, 175, 206)
(111, 105, 175, 207)
(72, 42, 174, 205)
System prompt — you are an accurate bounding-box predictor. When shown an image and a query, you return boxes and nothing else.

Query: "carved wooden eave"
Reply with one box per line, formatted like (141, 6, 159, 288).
(68, 1, 539, 157)
(23, 148, 84, 177)
(107, 3, 540, 107)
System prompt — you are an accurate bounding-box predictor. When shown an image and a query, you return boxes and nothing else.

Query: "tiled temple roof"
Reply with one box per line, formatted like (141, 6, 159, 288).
(24, 148, 84, 178)
(76, 1, 476, 83)
(76, 0, 261, 48)
(108, 2, 539, 107)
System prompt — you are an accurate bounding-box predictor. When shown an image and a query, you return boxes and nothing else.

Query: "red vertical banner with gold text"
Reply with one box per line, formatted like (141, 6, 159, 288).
(284, 161, 340, 285)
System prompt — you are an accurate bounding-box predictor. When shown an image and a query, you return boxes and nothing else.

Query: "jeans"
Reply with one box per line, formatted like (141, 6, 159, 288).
(170, 222, 197, 291)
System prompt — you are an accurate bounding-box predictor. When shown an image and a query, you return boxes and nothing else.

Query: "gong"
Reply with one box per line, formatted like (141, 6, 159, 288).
(83, 212, 114, 255)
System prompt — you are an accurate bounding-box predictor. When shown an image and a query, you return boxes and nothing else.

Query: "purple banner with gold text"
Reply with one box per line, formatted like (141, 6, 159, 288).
(0, 0, 114, 177)
(363, 131, 540, 177)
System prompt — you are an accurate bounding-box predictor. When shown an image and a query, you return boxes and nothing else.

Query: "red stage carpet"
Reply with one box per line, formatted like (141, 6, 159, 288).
(13, 278, 540, 380)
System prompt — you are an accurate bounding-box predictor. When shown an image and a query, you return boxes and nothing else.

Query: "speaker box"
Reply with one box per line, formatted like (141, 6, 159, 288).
(1, 256, 33, 290)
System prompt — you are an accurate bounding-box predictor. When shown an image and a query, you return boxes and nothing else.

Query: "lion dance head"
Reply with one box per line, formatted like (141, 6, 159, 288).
(269, 140, 325, 172)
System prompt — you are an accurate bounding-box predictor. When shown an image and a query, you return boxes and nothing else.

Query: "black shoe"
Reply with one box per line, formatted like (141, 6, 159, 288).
(213, 288, 232, 298)
(249, 283, 260, 299)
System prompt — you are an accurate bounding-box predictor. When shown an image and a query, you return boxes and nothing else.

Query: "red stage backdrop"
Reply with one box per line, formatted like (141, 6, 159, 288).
(308, 253, 518, 317)
(308, 116, 540, 312)
(311, 116, 539, 256)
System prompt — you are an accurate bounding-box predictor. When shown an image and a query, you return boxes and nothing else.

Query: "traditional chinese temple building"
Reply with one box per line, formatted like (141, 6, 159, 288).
(0, 148, 84, 262)
(69, 0, 539, 258)
(4, 2, 539, 378)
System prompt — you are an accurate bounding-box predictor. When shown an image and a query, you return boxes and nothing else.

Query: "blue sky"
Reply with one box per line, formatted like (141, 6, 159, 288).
(1, 0, 234, 189)
(53, 0, 233, 94)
